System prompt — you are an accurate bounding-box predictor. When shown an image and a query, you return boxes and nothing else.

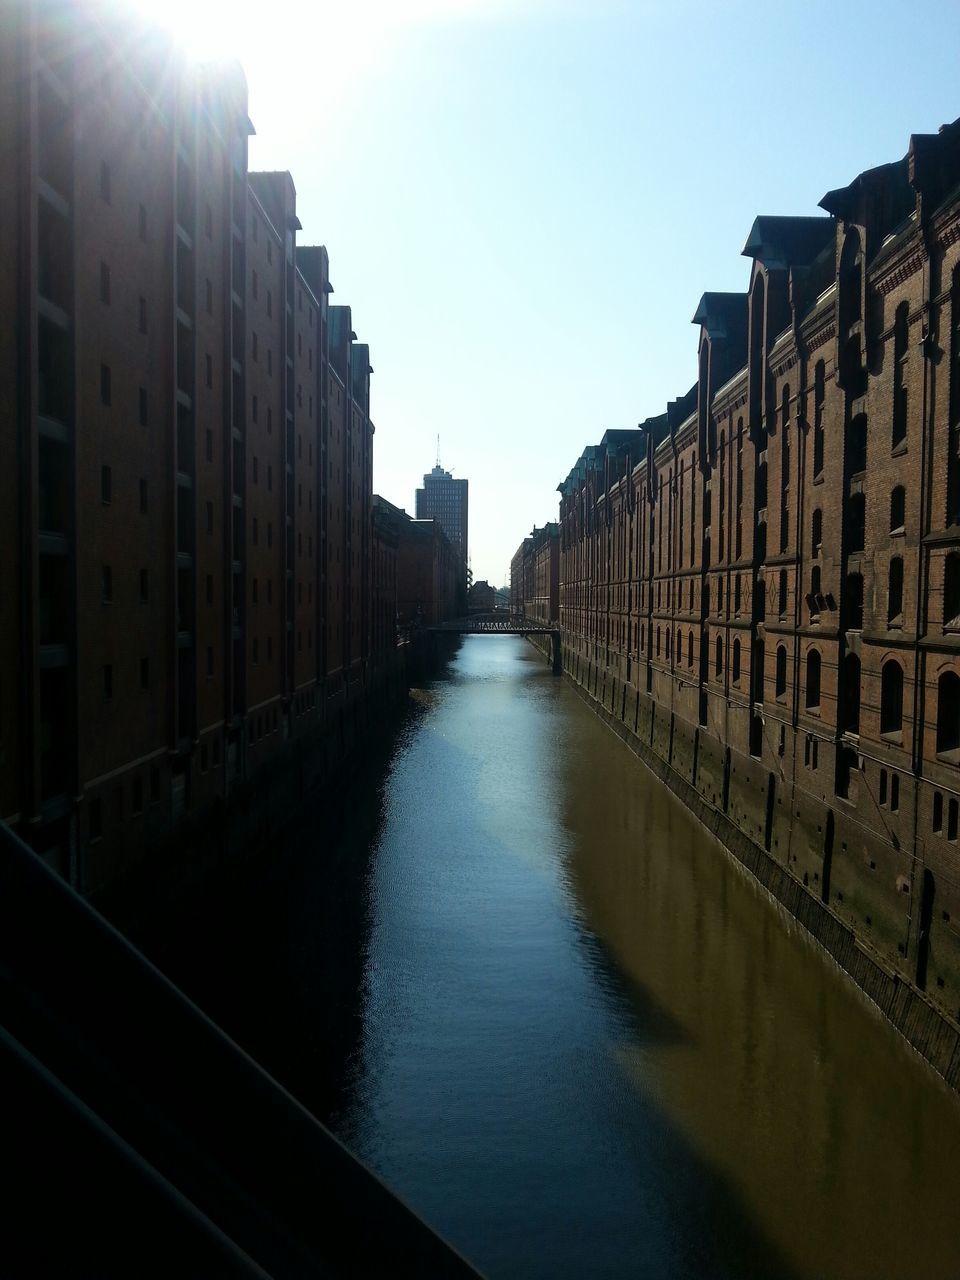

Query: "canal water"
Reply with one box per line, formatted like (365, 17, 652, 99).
(160, 636, 960, 1279)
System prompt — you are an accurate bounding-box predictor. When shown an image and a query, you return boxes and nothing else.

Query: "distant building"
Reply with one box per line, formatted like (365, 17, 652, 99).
(415, 465, 468, 601)
(374, 497, 459, 627)
(510, 526, 559, 624)
(468, 580, 496, 612)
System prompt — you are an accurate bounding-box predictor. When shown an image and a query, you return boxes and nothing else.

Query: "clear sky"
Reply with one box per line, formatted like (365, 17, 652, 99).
(129, 0, 960, 585)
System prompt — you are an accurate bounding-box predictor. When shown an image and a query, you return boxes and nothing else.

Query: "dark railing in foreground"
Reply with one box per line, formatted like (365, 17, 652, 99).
(0, 819, 482, 1278)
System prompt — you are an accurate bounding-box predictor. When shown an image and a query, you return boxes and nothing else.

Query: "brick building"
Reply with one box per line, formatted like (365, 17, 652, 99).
(0, 2, 382, 890)
(509, 524, 559, 624)
(554, 121, 960, 1026)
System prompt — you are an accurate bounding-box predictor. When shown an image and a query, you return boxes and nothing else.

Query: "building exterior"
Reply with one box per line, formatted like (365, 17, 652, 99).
(468, 580, 496, 612)
(510, 525, 559, 624)
(415, 464, 468, 603)
(0, 2, 385, 892)
(549, 120, 960, 1043)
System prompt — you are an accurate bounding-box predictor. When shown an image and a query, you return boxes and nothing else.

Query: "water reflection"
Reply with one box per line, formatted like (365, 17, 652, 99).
(159, 636, 960, 1279)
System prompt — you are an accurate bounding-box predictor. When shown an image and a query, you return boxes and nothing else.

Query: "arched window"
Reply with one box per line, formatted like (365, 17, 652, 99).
(757, 460, 768, 509)
(689, 581, 695, 610)
(778, 569, 788, 617)
(666, 629, 672, 659)
(733, 638, 741, 684)
(806, 649, 821, 710)
(811, 564, 822, 601)
(892, 302, 909, 450)
(656, 627, 661, 657)
(715, 634, 723, 678)
(937, 671, 960, 755)
(718, 579, 724, 614)
(687, 631, 694, 667)
(776, 645, 787, 699)
(676, 628, 682, 660)
(881, 661, 904, 735)
(840, 653, 861, 735)
(845, 572, 864, 630)
(812, 508, 823, 555)
(888, 557, 904, 623)
(847, 493, 866, 552)
(890, 486, 906, 533)
(945, 553, 960, 627)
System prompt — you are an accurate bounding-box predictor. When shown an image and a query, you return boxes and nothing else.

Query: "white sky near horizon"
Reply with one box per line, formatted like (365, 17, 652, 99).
(124, 0, 960, 585)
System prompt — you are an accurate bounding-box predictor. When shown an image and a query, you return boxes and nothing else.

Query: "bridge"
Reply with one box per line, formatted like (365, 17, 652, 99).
(430, 613, 562, 673)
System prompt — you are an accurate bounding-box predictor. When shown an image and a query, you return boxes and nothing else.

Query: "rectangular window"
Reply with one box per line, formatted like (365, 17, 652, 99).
(100, 261, 110, 303)
(139, 386, 147, 425)
(879, 769, 887, 807)
(934, 791, 944, 833)
(101, 464, 112, 504)
(139, 296, 147, 334)
(139, 478, 148, 513)
(101, 565, 112, 603)
(950, 798, 959, 843)
(101, 364, 111, 406)
(891, 774, 900, 813)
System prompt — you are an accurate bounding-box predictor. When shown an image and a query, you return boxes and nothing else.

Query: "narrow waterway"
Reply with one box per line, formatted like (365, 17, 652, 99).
(160, 636, 960, 1279)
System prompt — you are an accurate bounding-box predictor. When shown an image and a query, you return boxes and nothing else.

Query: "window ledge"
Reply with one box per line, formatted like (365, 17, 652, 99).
(891, 440, 909, 459)
(936, 748, 960, 765)
(880, 731, 904, 745)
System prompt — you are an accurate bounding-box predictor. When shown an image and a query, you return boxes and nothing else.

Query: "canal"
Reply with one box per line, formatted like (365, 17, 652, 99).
(159, 636, 960, 1279)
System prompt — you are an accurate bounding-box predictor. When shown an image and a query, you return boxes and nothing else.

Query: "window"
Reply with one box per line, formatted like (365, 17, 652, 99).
(937, 671, 960, 755)
(890, 486, 905, 533)
(687, 631, 693, 667)
(139, 387, 147, 426)
(891, 774, 900, 812)
(138, 204, 147, 242)
(934, 792, 944, 833)
(806, 650, 821, 710)
(715, 634, 723, 679)
(880, 661, 903, 736)
(100, 160, 110, 203)
(778, 569, 787, 618)
(733, 638, 741, 683)
(102, 664, 113, 699)
(812, 509, 822, 555)
(888, 557, 904, 623)
(100, 364, 111, 406)
(140, 657, 149, 690)
(945, 553, 960, 626)
(139, 296, 147, 334)
(101, 464, 112, 504)
(100, 261, 110, 303)
(101, 565, 112, 603)
(776, 645, 787, 699)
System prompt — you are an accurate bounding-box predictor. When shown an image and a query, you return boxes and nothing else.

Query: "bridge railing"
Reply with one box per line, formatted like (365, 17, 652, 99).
(0, 819, 482, 1277)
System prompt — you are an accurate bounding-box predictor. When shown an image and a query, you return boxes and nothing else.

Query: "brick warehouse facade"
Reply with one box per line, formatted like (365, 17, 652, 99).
(0, 3, 424, 893)
(548, 121, 960, 1073)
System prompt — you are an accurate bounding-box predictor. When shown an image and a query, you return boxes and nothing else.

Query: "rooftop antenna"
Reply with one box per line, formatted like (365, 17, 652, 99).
(436, 434, 441, 468)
